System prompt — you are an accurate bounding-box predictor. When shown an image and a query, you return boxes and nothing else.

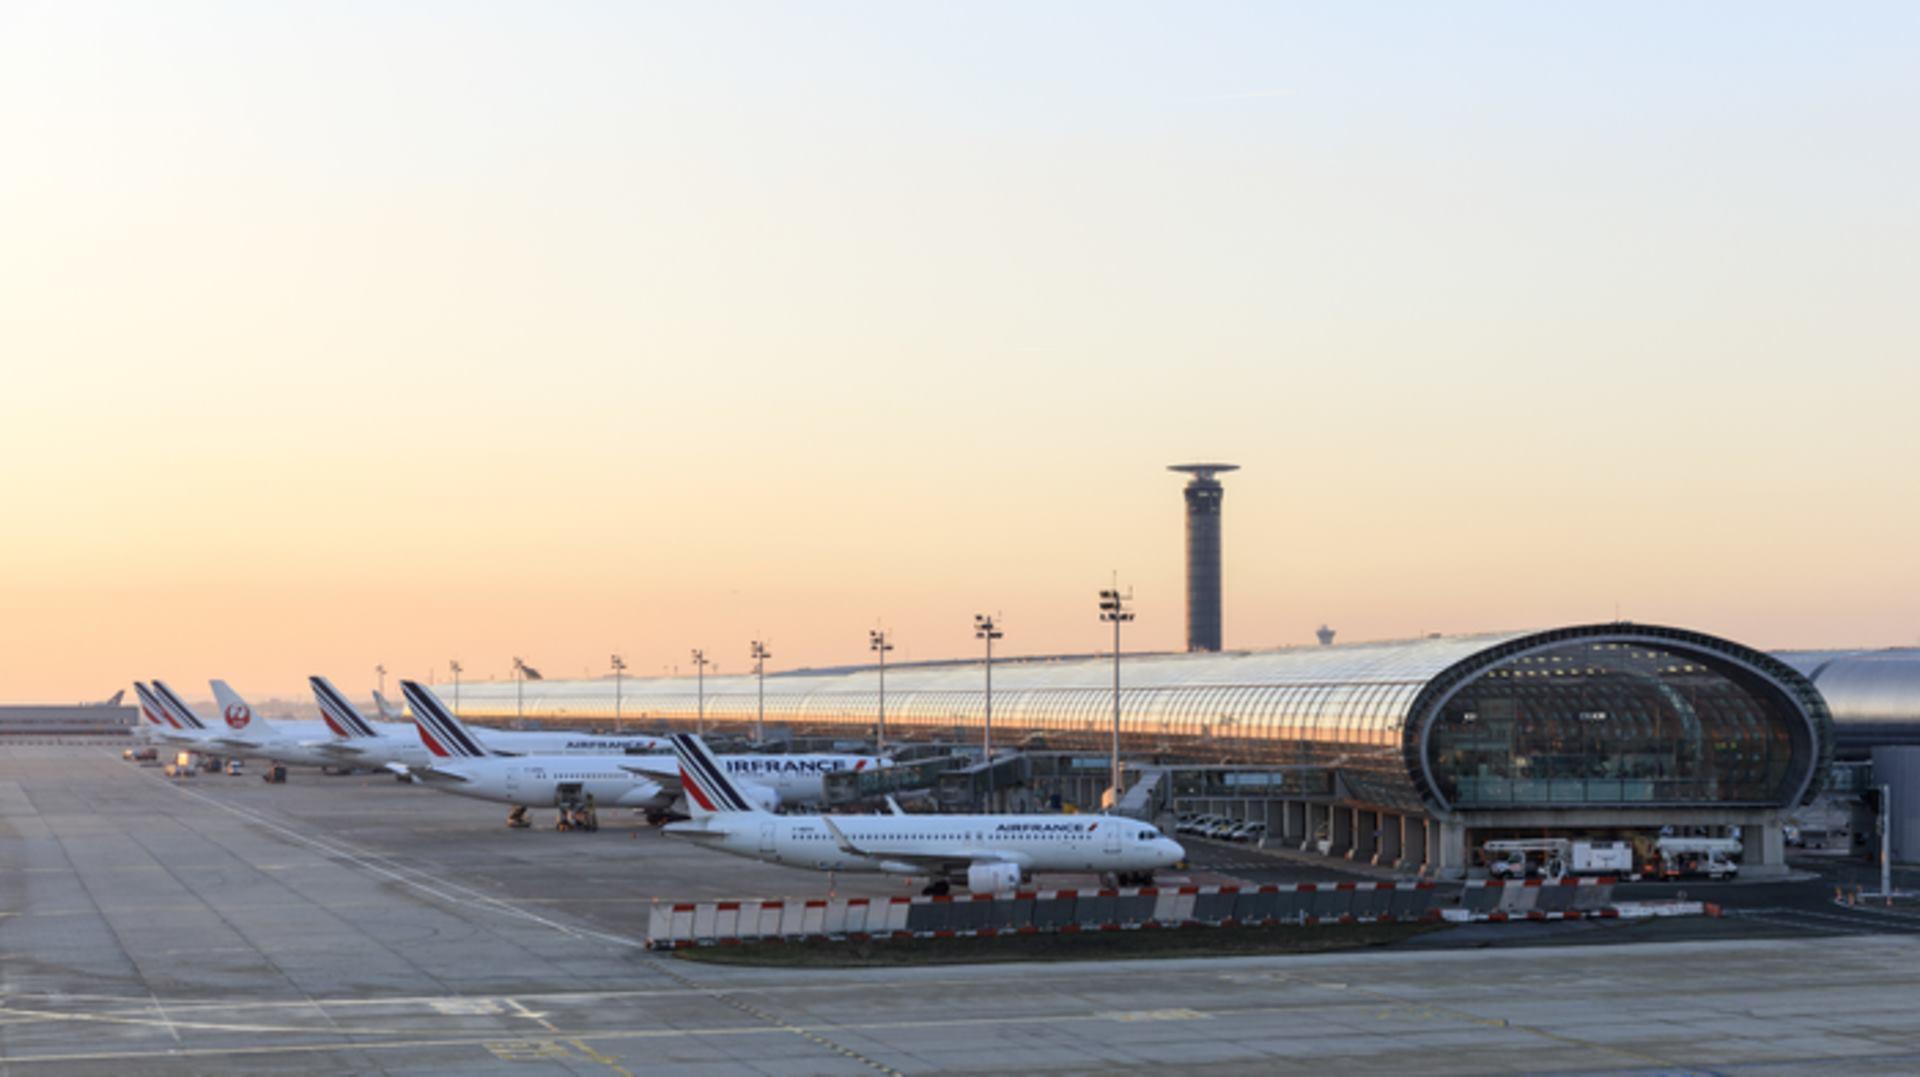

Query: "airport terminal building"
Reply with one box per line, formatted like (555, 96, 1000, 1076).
(450, 622, 1834, 878)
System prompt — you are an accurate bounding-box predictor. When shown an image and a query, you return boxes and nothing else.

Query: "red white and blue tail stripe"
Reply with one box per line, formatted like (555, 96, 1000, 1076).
(669, 733, 758, 816)
(133, 683, 182, 730)
(150, 680, 208, 731)
(309, 676, 381, 739)
(400, 680, 491, 759)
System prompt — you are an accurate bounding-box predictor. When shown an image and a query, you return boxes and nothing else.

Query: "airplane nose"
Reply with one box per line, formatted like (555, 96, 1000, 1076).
(1161, 839, 1187, 863)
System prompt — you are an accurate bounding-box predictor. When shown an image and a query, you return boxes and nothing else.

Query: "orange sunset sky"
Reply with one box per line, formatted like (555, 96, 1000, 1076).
(2, 4, 1916, 701)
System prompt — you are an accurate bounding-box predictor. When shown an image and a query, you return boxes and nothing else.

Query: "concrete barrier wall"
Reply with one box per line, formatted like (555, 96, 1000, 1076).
(647, 879, 1627, 949)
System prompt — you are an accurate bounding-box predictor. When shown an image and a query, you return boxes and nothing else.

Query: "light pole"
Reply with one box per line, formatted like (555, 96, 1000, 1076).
(869, 629, 893, 751)
(375, 664, 387, 697)
(1099, 585, 1134, 810)
(974, 613, 1003, 806)
(512, 656, 530, 728)
(750, 640, 771, 742)
(611, 654, 627, 729)
(691, 649, 709, 736)
(449, 660, 463, 717)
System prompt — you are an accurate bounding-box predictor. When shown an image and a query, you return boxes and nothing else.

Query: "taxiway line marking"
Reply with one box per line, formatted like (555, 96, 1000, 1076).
(155, 777, 647, 951)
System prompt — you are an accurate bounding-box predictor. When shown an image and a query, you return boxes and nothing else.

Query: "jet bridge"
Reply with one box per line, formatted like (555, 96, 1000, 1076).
(822, 753, 967, 808)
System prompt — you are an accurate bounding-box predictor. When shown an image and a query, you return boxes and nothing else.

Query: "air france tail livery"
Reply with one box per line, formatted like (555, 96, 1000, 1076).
(321, 679, 676, 772)
(665, 733, 1185, 894)
(397, 680, 888, 824)
(146, 680, 221, 746)
(306, 675, 420, 777)
(132, 682, 201, 745)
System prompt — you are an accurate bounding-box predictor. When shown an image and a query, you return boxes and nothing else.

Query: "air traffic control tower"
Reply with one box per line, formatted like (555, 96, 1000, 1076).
(1169, 463, 1239, 652)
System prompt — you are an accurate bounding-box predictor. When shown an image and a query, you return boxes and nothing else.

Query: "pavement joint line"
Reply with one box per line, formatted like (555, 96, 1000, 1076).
(640, 954, 906, 1076)
(2, 998, 1908, 1069)
(136, 760, 904, 1075)
(151, 773, 650, 951)
(1247, 970, 1695, 1072)
(121, 818, 359, 1036)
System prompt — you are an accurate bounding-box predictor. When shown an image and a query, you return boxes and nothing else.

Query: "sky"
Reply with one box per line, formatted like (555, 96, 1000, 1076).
(2, 3, 1916, 701)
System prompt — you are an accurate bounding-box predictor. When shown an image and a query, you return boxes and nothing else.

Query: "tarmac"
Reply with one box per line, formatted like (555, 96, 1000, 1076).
(4, 742, 1919, 1074)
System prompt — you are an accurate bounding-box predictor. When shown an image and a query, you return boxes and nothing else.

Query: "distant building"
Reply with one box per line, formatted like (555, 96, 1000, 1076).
(0, 697, 136, 736)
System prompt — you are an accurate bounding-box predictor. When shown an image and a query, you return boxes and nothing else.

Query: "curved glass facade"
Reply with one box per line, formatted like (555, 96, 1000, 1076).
(1422, 639, 1811, 810)
(447, 623, 1831, 815)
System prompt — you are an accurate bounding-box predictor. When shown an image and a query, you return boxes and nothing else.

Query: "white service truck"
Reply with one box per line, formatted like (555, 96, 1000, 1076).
(1654, 836, 1740, 879)
(1483, 839, 1634, 879)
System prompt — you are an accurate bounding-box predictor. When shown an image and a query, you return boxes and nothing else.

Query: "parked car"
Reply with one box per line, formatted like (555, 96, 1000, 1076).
(1202, 818, 1241, 840)
(1178, 814, 1223, 836)
(1227, 821, 1268, 844)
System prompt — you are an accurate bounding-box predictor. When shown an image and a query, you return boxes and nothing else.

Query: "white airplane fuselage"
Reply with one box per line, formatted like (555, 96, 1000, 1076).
(419, 753, 885, 811)
(673, 812, 1186, 877)
(323, 729, 670, 772)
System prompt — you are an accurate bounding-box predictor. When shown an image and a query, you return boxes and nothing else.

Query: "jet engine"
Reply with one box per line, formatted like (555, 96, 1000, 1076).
(966, 862, 1023, 894)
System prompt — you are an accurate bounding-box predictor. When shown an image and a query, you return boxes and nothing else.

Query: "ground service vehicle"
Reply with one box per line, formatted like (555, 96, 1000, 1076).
(1655, 836, 1740, 878)
(1484, 838, 1639, 879)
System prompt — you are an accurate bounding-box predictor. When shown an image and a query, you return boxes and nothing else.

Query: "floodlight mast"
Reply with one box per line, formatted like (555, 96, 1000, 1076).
(610, 654, 627, 728)
(512, 656, 531, 728)
(869, 629, 894, 750)
(449, 660, 463, 716)
(1099, 585, 1135, 809)
(750, 641, 772, 741)
(974, 613, 1004, 806)
(690, 649, 709, 736)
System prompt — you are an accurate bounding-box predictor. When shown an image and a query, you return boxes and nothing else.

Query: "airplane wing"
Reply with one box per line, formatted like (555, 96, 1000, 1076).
(415, 766, 472, 783)
(304, 740, 361, 755)
(382, 762, 415, 779)
(620, 758, 680, 792)
(818, 818, 1025, 875)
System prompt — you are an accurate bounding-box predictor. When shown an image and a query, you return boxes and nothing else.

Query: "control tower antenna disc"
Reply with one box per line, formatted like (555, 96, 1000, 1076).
(1168, 463, 1240, 653)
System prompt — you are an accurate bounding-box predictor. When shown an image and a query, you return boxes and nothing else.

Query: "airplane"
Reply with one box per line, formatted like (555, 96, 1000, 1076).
(662, 733, 1186, 895)
(144, 680, 235, 748)
(131, 682, 205, 746)
(398, 679, 889, 828)
(204, 680, 353, 767)
(315, 677, 675, 771)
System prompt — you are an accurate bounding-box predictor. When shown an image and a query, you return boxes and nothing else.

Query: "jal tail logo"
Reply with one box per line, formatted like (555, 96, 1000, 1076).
(224, 703, 251, 729)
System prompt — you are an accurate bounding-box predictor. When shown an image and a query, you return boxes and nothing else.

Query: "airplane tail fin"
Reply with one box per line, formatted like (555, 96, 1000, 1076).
(669, 733, 759, 817)
(400, 680, 490, 759)
(101, 689, 125, 707)
(371, 689, 404, 722)
(310, 676, 381, 739)
(150, 680, 207, 730)
(209, 680, 262, 733)
(132, 683, 179, 729)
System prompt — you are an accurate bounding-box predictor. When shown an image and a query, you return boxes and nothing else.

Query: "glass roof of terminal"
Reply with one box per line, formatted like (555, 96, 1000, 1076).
(456, 630, 1540, 705)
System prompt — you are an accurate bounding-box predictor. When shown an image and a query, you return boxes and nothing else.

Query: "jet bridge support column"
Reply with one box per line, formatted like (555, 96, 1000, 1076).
(1327, 805, 1353, 858)
(1398, 814, 1428, 874)
(1282, 801, 1307, 844)
(1348, 808, 1378, 862)
(1372, 811, 1402, 867)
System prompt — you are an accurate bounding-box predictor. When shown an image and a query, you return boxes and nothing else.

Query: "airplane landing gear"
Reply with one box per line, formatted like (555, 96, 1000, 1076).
(555, 795, 599, 833)
(919, 879, 952, 897)
(507, 805, 531, 829)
